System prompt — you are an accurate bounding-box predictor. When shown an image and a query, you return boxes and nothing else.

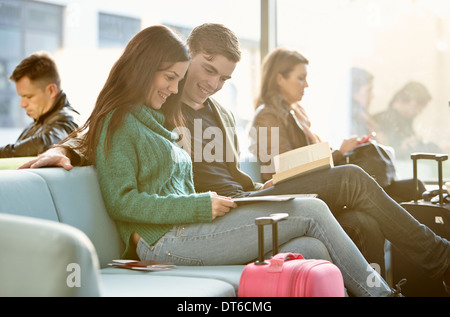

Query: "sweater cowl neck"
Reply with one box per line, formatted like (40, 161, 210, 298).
(132, 105, 179, 142)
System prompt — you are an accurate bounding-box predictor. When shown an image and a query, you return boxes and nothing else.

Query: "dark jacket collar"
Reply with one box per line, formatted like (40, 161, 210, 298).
(37, 91, 76, 123)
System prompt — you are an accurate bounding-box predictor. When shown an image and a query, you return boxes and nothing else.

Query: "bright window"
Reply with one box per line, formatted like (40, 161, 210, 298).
(277, 0, 450, 181)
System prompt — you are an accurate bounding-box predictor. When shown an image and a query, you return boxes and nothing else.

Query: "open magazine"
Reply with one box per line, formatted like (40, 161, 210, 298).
(108, 259, 175, 271)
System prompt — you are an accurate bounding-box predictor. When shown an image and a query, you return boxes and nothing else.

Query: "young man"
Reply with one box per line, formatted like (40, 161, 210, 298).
(20, 24, 450, 293)
(0, 52, 79, 158)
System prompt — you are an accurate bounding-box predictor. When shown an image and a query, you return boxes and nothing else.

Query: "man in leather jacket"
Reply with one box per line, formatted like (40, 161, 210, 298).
(0, 52, 79, 158)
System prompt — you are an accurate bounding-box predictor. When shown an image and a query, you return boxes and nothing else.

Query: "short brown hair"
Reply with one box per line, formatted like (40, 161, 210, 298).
(187, 23, 241, 62)
(9, 51, 61, 90)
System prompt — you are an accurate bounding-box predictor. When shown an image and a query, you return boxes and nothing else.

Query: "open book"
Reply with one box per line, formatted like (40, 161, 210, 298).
(272, 142, 334, 185)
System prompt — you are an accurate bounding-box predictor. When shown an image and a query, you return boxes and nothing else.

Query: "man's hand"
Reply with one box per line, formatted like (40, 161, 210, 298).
(18, 146, 73, 170)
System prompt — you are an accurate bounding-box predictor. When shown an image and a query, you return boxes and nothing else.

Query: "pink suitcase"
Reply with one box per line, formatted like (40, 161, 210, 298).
(238, 213, 345, 297)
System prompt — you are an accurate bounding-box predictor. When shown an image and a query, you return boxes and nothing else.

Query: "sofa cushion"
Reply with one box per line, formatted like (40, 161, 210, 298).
(25, 167, 123, 268)
(101, 265, 245, 294)
(100, 274, 236, 297)
(0, 170, 59, 221)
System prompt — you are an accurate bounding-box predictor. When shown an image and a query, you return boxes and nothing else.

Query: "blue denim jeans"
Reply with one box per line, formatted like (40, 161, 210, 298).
(137, 196, 392, 297)
(253, 164, 450, 280)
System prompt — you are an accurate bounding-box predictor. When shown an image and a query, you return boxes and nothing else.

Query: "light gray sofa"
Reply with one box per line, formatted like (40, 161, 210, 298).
(0, 161, 330, 297)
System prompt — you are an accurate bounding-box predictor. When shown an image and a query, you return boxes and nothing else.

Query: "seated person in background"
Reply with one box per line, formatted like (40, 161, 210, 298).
(373, 81, 442, 160)
(350, 67, 377, 137)
(350, 72, 428, 202)
(0, 51, 79, 158)
(249, 48, 362, 182)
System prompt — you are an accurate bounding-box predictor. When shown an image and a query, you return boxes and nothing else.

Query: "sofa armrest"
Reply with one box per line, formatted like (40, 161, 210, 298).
(0, 213, 102, 296)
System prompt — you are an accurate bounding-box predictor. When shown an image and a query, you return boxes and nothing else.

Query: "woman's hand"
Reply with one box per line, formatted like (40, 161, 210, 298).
(339, 136, 359, 155)
(210, 192, 237, 220)
(18, 146, 73, 170)
(260, 179, 274, 190)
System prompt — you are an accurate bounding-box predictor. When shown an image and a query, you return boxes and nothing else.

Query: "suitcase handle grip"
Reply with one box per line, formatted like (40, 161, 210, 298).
(267, 253, 305, 272)
(410, 153, 448, 205)
(255, 213, 289, 225)
(254, 213, 288, 265)
(411, 153, 448, 162)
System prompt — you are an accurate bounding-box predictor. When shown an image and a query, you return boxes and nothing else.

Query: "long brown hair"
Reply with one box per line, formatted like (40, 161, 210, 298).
(67, 25, 190, 163)
(255, 47, 309, 109)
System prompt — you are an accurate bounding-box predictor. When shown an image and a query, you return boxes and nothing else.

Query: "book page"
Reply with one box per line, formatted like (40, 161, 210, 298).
(275, 142, 331, 173)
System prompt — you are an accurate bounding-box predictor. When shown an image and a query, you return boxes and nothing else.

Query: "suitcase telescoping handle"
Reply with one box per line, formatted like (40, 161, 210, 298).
(254, 213, 288, 265)
(411, 153, 448, 205)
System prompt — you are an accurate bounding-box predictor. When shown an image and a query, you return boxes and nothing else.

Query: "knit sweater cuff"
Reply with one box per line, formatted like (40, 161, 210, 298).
(194, 192, 214, 223)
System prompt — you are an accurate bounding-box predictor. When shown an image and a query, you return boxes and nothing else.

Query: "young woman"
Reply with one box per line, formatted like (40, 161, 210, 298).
(250, 48, 360, 182)
(68, 25, 404, 297)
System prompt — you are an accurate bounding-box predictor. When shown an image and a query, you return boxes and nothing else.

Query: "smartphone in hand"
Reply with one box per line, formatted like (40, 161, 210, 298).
(358, 132, 376, 145)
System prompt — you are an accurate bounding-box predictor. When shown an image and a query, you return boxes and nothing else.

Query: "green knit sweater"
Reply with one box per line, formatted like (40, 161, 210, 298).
(95, 105, 212, 258)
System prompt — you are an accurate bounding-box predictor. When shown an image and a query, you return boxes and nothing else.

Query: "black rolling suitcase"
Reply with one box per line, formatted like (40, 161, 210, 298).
(391, 153, 450, 297)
